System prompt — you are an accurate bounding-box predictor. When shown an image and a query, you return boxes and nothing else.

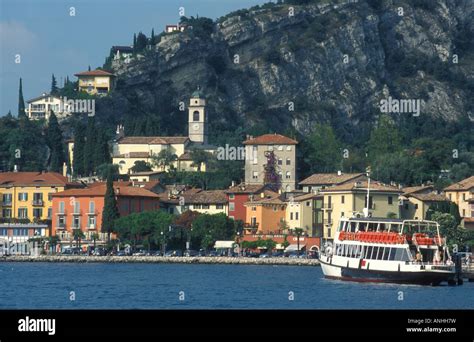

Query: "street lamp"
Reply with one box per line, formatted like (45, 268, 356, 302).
(236, 231, 241, 257)
(161, 231, 165, 256)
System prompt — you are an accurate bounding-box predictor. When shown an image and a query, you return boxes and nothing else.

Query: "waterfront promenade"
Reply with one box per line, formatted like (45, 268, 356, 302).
(0, 255, 320, 266)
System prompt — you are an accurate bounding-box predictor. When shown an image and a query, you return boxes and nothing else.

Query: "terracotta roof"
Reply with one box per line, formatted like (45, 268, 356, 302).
(244, 191, 283, 205)
(464, 217, 474, 222)
(177, 152, 193, 160)
(291, 193, 319, 202)
(444, 176, 474, 191)
(225, 183, 267, 194)
(321, 181, 402, 193)
(408, 193, 448, 202)
(157, 187, 202, 204)
(0, 172, 79, 187)
(402, 185, 434, 195)
(243, 134, 298, 145)
(117, 136, 189, 145)
(299, 173, 365, 186)
(52, 183, 159, 198)
(74, 69, 115, 77)
(187, 190, 228, 204)
(26, 93, 61, 103)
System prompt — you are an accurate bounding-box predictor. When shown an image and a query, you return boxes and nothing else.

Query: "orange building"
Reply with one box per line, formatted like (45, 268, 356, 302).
(244, 191, 286, 235)
(51, 182, 159, 243)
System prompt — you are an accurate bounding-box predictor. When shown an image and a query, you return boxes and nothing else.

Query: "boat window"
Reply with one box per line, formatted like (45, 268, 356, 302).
(389, 224, 400, 233)
(382, 248, 390, 260)
(349, 245, 354, 257)
(349, 222, 357, 233)
(389, 248, 397, 260)
(339, 221, 345, 232)
(379, 223, 387, 232)
(358, 222, 366, 232)
(395, 248, 410, 261)
(368, 223, 377, 232)
(366, 246, 373, 259)
(358, 245, 364, 258)
(374, 246, 381, 260)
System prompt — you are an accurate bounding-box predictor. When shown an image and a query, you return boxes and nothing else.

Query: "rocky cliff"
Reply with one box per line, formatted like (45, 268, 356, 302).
(96, 0, 473, 144)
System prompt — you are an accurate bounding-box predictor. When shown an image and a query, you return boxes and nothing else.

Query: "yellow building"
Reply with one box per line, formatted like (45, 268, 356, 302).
(320, 180, 402, 239)
(285, 193, 317, 235)
(74, 69, 115, 95)
(0, 172, 80, 224)
(186, 190, 228, 215)
(444, 176, 474, 229)
(400, 185, 449, 220)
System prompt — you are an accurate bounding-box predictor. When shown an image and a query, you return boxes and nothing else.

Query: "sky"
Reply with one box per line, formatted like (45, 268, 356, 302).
(0, 0, 269, 116)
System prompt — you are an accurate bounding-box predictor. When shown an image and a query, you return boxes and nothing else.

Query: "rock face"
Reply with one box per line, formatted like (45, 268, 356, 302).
(98, 0, 473, 142)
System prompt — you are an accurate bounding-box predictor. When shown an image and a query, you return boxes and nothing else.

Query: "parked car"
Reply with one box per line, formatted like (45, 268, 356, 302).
(164, 250, 182, 257)
(132, 250, 147, 256)
(184, 249, 199, 257)
(259, 253, 270, 258)
(272, 252, 284, 258)
(62, 247, 82, 255)
(246, 252, 259, 258)
(92, 248, 107, 256)
(207, 250, 219, 257)
(198, 249, 207, 257)
(116, 250, 126, 256)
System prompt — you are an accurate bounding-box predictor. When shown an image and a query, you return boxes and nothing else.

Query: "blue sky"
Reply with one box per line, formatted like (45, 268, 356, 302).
(0, 0, 269, 116)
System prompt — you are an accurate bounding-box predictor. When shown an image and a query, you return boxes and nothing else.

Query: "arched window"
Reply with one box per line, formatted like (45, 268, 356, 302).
(193, 111, 200, 121)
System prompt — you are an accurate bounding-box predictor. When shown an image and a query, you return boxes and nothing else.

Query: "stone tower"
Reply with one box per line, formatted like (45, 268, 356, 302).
(188, 88, 207, 144)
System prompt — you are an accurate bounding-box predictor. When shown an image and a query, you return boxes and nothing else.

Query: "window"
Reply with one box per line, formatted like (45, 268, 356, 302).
(387, 196, 393, 205)
(273, 206, 278, 212)
(33, 193, 43, 202)
(252, 171, 258, 180)
(278, 145, 283, 151)
(74, 201, 80, 214)
(193, 204, 202, 209)
(462, 209, 466, 217)
(290, 212, 293, 220)
(202, 204, 210, 210)
(18, 192, 28, 201)
(47, 208, 52, 219)
(414, 204, 418, 209)
(286, 146, 291, 151)
(18, 208, 28, 218)
(268, 146, 273, 151)
(2, 193, 12, 204)
(327, 228, 331, 237)
(216, 204, 224, 210)
(449, 194, 452, 200)
(73, 216, 80, 229)
(89, 201, 95, 214)
(463, 193, 466, 201)
(306, 201, 311, 207)
(88, 216, 96, 228)
(2, 209, 12, 218)
(33, 208, 42, 219)
(229, 194, 235, 200)
(341, 212, 344, 218)
(252, 146, 258, 164)
(48, 193, 53, 201)
(229, 202, 235, 211)
(295, 212, 299, 220)
(278, 158, 282, 165)
(341, 195, 345, 204)
(193, 110, 200, 121)
(0, 229, 7, 236)
(251, 206, 256, 211)
(13, 229, 28, 236)
(286, 158, 291, 165)
(286, 171, 291, 179)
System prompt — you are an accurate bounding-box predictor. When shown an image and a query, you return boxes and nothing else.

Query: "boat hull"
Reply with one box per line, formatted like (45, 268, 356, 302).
(320, 259, 454, 285)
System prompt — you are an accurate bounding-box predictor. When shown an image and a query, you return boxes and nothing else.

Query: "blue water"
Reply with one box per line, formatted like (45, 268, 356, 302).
(0, 263, 472, 309)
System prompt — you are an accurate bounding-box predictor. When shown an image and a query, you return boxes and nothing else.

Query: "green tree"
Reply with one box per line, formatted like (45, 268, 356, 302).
(367, 114, 401, 158)
(83, 117, 96, 175)
(130, 160, 153, 173)
(190, 213, 236, 250)
(51, 74, 58, 95)
(96, 163, 119, 181)
(73, 229, 85, 249)
(190, 149, 213, 172)
(72, 122, 86, 177)
(135, 32, 148, 52)
(46, 111, 65, 173)
(152, 149, 177, 171)
(304, 124, 341, 173)
(150, 28, 156, 45)
(430, 211, 465, 249)
(102, 170, 119, 241)
(18, 78, 26, 119)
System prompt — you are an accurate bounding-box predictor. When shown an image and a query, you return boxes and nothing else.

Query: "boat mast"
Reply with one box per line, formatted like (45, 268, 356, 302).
(364, 167, 371, 218)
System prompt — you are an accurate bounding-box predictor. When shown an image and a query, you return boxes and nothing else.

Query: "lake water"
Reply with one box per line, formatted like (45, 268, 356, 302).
(0, 263, 472, 309)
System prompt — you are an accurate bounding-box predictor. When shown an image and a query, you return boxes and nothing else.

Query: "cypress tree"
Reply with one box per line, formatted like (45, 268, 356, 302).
(72, 122, 86, 177)
(101, 169, 119, 241)
(51, 74, 58, 95)
(133, 33, 137, 52)
(150, 28, 155, 45)
(18, 78, 26, 119)
(83, 117, 96, 175)
(46, 111, 65, 173)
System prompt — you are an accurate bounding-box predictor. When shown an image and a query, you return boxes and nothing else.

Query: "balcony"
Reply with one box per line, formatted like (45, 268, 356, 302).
(32, 199, 44, 206)
(87, 225, 96, 230)
(1, 200, 12, 206)
(243, 222, 259, 234)
(56, 223, 66, 230)
(71, 225, 81, 230)
(322, 203, 332, 210)
(323, 219, 333, 225)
